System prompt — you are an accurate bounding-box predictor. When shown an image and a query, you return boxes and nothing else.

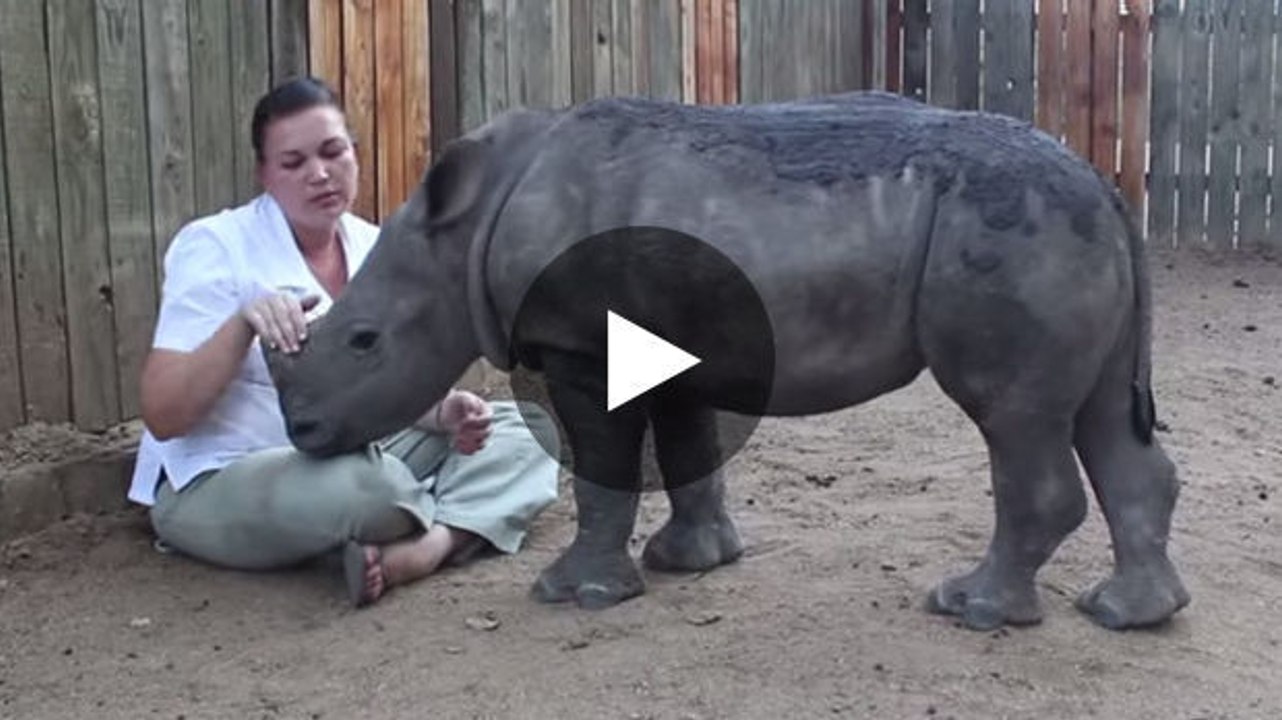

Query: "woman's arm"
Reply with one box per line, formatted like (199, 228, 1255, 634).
(139, 314, 255, 440)
(140, 284, 317, 440)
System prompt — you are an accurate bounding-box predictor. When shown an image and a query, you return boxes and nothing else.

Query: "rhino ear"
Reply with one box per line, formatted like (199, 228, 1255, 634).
(425, 138, 488, 229)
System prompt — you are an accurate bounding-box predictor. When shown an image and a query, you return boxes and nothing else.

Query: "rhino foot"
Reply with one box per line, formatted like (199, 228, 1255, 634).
(926, 564, 1042, 631)
(1075, 562, 1190, 629)
(642, 515, 744, 573)
(530, 545, 645, 610)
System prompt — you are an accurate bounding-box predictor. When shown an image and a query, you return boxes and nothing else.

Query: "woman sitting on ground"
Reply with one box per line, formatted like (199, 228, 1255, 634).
(128, 77, 559, 607)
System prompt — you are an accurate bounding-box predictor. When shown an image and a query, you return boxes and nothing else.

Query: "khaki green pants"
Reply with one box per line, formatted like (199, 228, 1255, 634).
(151, 402, 559, 570)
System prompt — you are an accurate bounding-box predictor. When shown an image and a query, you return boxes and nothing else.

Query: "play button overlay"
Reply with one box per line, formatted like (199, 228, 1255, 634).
(508, 226, 775, 493)
(607, 311, 701, 411)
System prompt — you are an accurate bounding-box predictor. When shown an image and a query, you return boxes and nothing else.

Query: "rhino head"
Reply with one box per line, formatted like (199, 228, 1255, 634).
(266, 109, 552, 456)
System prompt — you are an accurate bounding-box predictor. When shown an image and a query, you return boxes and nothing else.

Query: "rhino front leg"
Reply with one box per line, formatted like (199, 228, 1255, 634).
(530, 370, 647, 610)
(927, 414, 1087, 630)
(642, 400, 743, 572)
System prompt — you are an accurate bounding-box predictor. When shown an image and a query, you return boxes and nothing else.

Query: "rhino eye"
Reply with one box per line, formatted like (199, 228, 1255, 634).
(348, 329, 380, 352)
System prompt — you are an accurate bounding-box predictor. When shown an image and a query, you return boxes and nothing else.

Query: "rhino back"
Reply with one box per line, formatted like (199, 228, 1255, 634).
(562, 92, 1101, 224)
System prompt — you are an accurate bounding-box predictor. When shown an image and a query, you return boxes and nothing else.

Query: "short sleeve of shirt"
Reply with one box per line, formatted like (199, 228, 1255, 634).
(153, 224, 241, 352)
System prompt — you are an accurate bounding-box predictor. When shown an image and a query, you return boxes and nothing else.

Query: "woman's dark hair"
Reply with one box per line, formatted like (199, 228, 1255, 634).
(251, 76, 343, 162)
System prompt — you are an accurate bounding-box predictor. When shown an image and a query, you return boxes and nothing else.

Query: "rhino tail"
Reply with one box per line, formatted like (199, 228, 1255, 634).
(1122, 203, 1157, 445)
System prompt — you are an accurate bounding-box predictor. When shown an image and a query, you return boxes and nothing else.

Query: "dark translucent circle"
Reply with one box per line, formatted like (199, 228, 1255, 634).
(509, 226, 774, 493)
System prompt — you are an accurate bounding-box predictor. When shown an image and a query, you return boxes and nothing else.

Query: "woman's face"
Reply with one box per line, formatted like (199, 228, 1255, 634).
(257, 104, 359, 234)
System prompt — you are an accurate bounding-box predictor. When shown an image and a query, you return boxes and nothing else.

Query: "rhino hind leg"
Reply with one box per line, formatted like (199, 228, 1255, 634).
(530, 373, 647, 609)
(640, 398, 744, 572)
(925, 413, 1087, 630)
(1072, 343, 1189, 629)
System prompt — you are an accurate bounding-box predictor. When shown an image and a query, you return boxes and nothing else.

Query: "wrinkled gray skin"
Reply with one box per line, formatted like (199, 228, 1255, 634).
(268, 91, 1190, 630)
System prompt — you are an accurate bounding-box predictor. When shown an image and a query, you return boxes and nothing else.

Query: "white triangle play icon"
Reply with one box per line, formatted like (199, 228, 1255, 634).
(607, 311, 701, 411)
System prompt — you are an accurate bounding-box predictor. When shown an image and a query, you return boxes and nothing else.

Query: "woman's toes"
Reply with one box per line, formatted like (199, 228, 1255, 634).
(364, 547, 385, 601)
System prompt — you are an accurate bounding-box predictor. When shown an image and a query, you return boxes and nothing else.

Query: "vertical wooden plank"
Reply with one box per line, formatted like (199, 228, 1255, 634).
(0, 0, 70, 422)
(833, 0, 865, 93)
(612, 0, 634, 94)
(270, 0, 310, 82)
(724, 0, 738, 103)
(481, 0, 509, 119)
(0, 23, 23, 429)
(552, 0, 574, 106)
(1206, 0, 1242, 249)
(343, 0, 376, 220)
(458, 0, 485, 132)
(308, 0, 343, 88)
(1091, 0, 1121, 177)
(429, 0, 459, 148)
(142, 0, 196, 269)
(737, 0, 761, 102)
(644, 0, 682, 102)
(48, 0, 120, 429)
(375, 0, 405, 220)
(954, 0, 980, 109)
(799, 0, 819, 95)
(979, 0, 1010, 112)
(631, 0, 652, 96)
(1064, 0, 1093, 159)
(785, 0, 806, 97)
(507, 0, 553, 107)
(886, 0, 902, 93)
(592, 0, 614, 97)
(869, 0, 888, 89)
(1148, 0, 1180, 247)
(1119, 0, 1152, 221)
(861, 0, 874, 87)
(696, 0, 710, 102)
(1179, 0, 1211, 249)
(404, 0, 431, 184)
(854, 0, 868, 91)
(505, 0, 530, 105)
(96, 0, 155, 421)
(230, 0, 271, 202)
(984, 0, 1034, 121)
(902, 0, 926, 101)
(1036, 0, 1064, 137)
(681, 0, 696, 102)
(710, 0, 726, 103)
(1269, 0, 1282, 248)
(931, 0, 957, 107)
(189, 0, 236, 216)
(1237, 0, 1272, 249)
(571, 0, 596, 102)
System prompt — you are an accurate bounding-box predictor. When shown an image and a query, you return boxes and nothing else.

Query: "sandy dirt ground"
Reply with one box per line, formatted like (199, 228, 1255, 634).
(1, 251, 1279, 720)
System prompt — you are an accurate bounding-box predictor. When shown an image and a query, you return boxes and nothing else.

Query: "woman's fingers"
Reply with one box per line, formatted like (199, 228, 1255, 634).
(269, 294, 306, 352)
(244, 293, 312, 352)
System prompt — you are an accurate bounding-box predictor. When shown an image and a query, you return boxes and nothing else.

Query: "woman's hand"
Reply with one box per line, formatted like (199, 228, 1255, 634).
(240, 291, 321, 353)
(436, 390, 493, 454)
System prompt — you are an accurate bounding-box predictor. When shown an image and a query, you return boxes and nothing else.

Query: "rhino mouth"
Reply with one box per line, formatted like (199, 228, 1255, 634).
(287, 417, 341, 456)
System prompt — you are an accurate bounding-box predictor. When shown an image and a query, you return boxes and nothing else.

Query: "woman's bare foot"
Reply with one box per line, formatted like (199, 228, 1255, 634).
(356, 525, 483, 605)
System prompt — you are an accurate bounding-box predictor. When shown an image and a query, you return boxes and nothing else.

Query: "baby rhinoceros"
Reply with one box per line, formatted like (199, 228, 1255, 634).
(267, 91, 1190, 632)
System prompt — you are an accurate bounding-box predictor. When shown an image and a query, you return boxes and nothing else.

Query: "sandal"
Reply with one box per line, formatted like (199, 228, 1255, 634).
(342, 540, 384, 608)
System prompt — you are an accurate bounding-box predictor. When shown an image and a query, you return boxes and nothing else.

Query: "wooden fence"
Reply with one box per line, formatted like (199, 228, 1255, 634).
(3, 0, 1281, 434)
(308, 0, 1154, 231)
(0, 0, 310, 433)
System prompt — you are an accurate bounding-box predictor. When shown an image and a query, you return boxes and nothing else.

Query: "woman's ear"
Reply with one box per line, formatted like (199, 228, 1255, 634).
(426, 138, 488, 229)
